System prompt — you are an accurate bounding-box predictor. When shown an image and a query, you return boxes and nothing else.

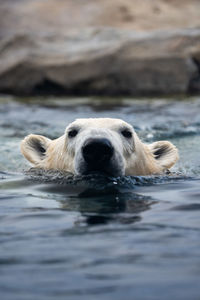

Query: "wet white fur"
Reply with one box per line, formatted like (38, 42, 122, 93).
(21, 118, 179, 176)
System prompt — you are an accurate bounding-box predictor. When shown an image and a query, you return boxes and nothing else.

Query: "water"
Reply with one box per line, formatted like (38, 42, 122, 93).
(0, 95, 200, 300)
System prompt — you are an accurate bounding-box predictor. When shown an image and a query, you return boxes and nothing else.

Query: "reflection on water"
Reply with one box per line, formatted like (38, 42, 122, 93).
(0, 96, 200, 300)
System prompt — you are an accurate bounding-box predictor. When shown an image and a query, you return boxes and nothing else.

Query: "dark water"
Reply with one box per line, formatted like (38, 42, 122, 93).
(0, 96, 200, 300)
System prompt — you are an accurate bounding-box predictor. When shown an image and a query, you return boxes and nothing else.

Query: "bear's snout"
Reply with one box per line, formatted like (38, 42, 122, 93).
(81, 138, 114, 174)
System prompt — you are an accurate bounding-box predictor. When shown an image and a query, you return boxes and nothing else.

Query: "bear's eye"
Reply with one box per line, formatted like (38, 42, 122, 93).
(68, 129, 78, 138)
(121, 129, 132, 138)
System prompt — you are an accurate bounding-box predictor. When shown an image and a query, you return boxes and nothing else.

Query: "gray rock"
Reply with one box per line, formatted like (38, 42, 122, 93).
(0, 28, 200, 96)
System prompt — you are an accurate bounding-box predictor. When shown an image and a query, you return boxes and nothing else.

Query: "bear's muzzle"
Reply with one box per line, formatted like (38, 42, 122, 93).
(81, 138, 114, 174)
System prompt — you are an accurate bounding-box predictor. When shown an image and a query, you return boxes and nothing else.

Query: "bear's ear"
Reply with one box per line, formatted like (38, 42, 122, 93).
(148, 141, 179, 170)
(20, 134, 52, 165)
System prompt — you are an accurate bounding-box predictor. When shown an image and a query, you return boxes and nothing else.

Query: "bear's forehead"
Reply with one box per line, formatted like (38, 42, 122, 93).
(68, 118, 131, 129)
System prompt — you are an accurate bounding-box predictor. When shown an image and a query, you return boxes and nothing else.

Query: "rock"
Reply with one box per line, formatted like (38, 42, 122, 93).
(0, 0, 200, 96)
(1, 0, 200, 34)
(0, 28, 200, 96)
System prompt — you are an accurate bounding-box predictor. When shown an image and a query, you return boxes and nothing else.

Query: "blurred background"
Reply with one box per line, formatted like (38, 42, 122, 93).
(0, 0, 200, 96)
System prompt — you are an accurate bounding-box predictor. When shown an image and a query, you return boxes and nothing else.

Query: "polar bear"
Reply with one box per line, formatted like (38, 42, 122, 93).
(21, 118, 179, 176)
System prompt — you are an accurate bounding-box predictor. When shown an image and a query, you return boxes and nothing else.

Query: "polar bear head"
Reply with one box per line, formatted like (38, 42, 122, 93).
(21, 118, 179, 176)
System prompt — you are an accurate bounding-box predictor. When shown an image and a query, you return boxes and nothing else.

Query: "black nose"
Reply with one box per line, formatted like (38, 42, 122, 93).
(82, 138, 114, 165)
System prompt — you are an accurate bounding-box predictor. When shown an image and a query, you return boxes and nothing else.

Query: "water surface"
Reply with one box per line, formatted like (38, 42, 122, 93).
(0, 96, 200, 300)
